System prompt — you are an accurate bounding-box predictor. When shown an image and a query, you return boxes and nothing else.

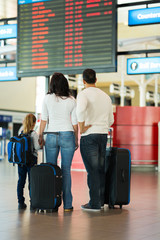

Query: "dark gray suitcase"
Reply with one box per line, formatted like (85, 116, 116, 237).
(30, 162, 62, 211)
(104, 133, 131, 209)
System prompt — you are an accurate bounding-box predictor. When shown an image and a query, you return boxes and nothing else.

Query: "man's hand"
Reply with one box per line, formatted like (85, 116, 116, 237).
(78, 122, 92, 134)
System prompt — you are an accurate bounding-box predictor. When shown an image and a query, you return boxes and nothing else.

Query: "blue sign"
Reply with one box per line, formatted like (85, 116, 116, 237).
(128, 7, 160, 26)
(0, 24, 17, 39)
(0, 115, 12, 122)
(0, 67, 19, 81)
(127, 57, 160, 75)
(18, 0, 51, 4)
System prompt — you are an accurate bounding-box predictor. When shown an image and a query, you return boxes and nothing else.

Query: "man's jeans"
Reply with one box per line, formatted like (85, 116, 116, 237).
(80, 134, 108, 209)
(45, 131, 75, 209)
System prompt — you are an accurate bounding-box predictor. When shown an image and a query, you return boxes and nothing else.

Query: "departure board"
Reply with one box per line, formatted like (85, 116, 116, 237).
(17, 0, 117, 77)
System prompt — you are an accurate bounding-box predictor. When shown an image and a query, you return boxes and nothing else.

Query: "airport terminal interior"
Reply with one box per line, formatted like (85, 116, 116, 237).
(0, 0, 160, 240)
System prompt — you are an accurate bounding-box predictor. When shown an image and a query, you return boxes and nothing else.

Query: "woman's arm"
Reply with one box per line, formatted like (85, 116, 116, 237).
(38, 120, 47, 148)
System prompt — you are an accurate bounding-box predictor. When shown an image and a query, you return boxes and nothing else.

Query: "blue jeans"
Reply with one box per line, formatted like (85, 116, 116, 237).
(17, 156, 37, 204)
(80, 134, 108, 209)
(45, 131, 75, 209)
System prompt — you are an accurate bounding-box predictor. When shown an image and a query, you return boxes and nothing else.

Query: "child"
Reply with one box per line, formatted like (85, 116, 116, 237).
(17, 113, 40, 210)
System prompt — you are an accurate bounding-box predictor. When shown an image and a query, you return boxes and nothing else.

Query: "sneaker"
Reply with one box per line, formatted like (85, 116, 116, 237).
(81, 203, 101, 212)
(64, 207, 74, 212)
(18, 203, 27, 210)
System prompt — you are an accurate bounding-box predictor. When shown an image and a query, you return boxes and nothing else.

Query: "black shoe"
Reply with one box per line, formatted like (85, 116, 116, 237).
(18, 203, 27, 210)
(81, 203, 101, 212)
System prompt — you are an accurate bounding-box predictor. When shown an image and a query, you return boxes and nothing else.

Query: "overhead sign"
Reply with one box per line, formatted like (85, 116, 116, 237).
(0, 66, 19, 81)
(0, 24, 17, 39)
(127, 57, 160, 75)
(128, 7, 160, 26)
(0, 115, 12, 122)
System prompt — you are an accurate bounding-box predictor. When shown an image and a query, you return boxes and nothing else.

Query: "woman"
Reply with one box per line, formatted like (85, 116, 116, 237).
(39, 72, 78, 212)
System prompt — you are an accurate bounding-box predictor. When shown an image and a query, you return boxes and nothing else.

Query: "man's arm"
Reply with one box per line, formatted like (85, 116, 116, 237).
(78, 121, 92, 134)
(76, 92, 91, 134)
(72, 124, 78, 150)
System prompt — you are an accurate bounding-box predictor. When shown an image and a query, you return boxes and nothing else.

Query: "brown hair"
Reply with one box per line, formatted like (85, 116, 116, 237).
(23, 114, 36, 134)
(83, 69, 96, 84)
(48, 72, 71, 97)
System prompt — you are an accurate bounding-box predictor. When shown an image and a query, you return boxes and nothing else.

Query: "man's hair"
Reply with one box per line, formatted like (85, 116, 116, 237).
(83, 69, 96, 84)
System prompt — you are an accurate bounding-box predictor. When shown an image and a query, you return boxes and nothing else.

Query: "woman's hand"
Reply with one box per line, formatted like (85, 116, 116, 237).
(75, 139, 79, 151)
(38, 134, 45, 148)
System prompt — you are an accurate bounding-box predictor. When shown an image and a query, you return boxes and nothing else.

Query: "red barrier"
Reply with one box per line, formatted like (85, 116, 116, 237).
(113, 106, 160, 165)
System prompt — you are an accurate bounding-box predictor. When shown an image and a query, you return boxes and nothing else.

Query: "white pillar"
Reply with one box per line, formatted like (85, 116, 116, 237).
(120, 56, 125, 106)
(139, 76, 146, 107)
(154, 75, 158, 107)
(77, 74, 84, 93)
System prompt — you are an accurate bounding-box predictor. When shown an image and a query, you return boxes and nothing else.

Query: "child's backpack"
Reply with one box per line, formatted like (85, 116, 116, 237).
(7, 131, 35, 166)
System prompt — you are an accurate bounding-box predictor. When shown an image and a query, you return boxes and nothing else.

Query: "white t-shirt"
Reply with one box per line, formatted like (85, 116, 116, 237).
(41, 94, 78, 132)
(76, 87, 114, 136)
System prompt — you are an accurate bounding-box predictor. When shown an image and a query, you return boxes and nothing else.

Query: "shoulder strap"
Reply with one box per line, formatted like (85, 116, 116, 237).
(20, 130, 34, 137)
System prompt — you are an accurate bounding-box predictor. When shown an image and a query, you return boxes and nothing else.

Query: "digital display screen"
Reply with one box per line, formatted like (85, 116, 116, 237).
(0, 24, 17, 39)
(127, 57, 160, 75)
(128, 7, 160, 26)
(17, 0, 117, 77)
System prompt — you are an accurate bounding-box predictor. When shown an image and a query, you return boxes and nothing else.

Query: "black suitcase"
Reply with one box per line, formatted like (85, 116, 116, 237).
(30, 162, 62, 211)
(104, 131, 131, 209)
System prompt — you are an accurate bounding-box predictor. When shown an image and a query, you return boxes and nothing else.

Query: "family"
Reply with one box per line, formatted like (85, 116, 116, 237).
(17, 68, 114, 212)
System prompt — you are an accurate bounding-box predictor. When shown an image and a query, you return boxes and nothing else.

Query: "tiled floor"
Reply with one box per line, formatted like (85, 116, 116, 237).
(1, 157, 160, 240)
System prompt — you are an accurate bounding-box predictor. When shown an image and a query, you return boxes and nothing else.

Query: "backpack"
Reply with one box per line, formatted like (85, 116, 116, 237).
(7, 131, 35, 166)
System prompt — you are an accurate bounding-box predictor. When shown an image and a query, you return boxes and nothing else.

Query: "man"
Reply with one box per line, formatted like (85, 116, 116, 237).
(76, 69, 114, 212)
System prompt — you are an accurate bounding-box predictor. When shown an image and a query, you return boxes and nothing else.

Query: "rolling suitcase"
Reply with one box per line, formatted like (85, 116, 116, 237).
(104, 130, 131, 209)
(30, 149, 62, 212)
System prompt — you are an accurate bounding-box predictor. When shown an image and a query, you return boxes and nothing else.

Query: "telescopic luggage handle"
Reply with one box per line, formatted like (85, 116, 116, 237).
(108, 128, 113, 148)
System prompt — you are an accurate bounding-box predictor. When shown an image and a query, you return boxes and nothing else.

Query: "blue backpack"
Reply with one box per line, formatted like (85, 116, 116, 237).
(7, 131, 34, 166)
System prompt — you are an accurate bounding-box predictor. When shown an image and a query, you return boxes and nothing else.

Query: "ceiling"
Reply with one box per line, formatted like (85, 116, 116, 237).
(0, 0, 160, 88)
(0, 0, 17, 19)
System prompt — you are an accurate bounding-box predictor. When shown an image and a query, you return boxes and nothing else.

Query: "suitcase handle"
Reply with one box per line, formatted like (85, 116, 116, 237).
(121, 169, 128, 182)
(108, 128, 112, 148)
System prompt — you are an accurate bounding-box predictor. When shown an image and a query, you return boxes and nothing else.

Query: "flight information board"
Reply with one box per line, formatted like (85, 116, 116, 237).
(17, 0, 117, 77)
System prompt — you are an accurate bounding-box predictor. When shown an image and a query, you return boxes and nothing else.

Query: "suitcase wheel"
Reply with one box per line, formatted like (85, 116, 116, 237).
(37, 209, 44, 213)
(109, 205, 115, 209)
(46, 209, 54, 213)
(46, 208, 58, 213)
